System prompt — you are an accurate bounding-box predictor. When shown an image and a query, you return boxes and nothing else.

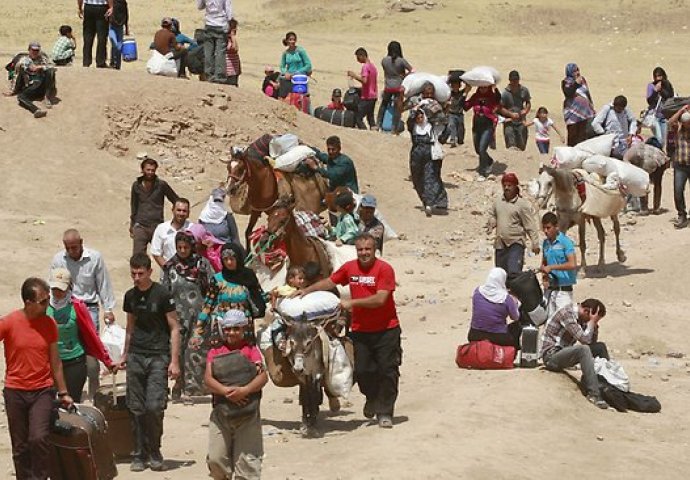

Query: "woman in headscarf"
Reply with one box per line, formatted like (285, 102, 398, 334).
(646, 66, 675, 147)
(376, 40, 414, 134)
(187, 223, 224, 273)
(407, 106, 448, 217)
(464, 84, 502, 180)
(467, 267, 521, 349)
(198, 187, 240, 246)
(47, 268, 115, 402)
(561, 63, 595, 146)
(162, 231, 215, 403)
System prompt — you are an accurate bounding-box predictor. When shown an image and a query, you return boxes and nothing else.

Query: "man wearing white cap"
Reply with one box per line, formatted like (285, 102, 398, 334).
(669, 105, 690, 229)
(205, 309, 266, 480)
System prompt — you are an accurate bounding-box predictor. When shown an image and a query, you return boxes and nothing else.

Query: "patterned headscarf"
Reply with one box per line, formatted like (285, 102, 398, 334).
(565, 63, 578, 79)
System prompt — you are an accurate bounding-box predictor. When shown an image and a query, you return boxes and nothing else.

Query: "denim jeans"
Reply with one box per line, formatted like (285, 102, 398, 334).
(653, 117, 668, 148)
(536, 140, 550, 154)
(108, 24, 124, 69)
(673, 163, 690, 218)
(445, 113, 465, 144)
(473, 126, 494, 176)
(495, 243, 525, 275)
(203, 26, 228, 82)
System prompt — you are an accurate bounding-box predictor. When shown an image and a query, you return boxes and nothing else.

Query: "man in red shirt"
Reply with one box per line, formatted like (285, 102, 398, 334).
(0, 277, 74, 480)
(300, 233, 401, 428)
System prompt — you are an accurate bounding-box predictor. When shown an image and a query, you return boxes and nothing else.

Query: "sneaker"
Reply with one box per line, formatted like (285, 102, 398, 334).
(130, 457, 147, 472)
(587, 395, 609, 410)
(149, 450, 164, 471)
(33, 110, 47, 118)
(673, 216, 688, 229)
(328, 396, 341, 413)
(477, 175, 487, 182)
(377, 414, 393, 428)
(45, 98, 53, 109)
(424, 206, 432, 217)
(363, 398, 376, 419)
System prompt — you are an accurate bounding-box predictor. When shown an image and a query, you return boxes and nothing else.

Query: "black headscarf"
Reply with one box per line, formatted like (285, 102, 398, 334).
(220, 243, 266, 317)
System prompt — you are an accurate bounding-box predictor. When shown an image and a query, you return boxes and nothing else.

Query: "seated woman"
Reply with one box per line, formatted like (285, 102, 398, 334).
(467, 267, 521, 349)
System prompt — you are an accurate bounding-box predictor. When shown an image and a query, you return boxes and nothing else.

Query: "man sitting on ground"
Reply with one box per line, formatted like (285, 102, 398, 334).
(153, 17, 188, 78)
(6, 42, 57, 118)
(541, 298, 609, 409)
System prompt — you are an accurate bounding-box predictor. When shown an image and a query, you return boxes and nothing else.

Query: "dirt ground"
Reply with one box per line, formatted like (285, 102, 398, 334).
(1, 1, 689, 479)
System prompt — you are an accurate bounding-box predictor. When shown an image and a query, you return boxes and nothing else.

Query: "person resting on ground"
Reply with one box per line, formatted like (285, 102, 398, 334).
(327, 88, 345, 111)
(51, 25, 77, 66)
(262, 66, 280, 98)
(467, 267, 521, 349)
(6, 41, 57, 118)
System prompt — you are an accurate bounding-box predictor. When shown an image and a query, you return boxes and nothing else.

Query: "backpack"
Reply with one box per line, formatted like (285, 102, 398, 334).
(598, 376, 661, 413)
(343, 87, 361, 112)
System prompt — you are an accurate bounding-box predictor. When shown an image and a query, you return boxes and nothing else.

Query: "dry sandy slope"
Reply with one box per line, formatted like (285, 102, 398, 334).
(1, 0, 690, 479)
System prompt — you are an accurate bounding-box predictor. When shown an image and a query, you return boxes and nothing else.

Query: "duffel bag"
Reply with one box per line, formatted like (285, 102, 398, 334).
(317, 107, 356, 128)
(455, 340, 515, 370)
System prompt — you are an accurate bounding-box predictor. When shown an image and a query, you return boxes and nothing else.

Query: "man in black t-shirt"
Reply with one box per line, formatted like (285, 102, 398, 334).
(118, 253, 180, 472)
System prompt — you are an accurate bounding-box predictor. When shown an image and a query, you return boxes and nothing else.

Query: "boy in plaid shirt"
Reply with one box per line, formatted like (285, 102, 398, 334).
(51, 26, 76, 66)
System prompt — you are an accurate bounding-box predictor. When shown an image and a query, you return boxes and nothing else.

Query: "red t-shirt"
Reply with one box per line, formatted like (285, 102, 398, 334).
(330, 259, 399, 332)
(207, 343, 263, 366)
(0, 309, 58, 390)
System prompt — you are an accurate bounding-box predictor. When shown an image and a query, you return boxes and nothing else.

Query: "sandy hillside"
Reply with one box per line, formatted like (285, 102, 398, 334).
(1, 1, 690, 479)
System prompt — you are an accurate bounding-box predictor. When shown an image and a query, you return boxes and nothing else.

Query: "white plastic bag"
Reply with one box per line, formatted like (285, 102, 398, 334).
(278, 291, 341, 322)
(431, 140, 444, 161)
(100, 324, 125, 374)
(326, 338, 353, 398)
(269, 134, 299, 158)
(575, 133, 616, 156)
(460, 66, 501, 87)
(551, 146, 590, 169)
(593, 357, 630, 392)
(146, 50, 177, 77)
(402, 72, 451, 102)
(274, 145, 315, 172)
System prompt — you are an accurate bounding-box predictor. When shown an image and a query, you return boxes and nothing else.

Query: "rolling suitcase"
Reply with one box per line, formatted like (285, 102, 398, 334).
(49, 404, 118, 480)
(93, 373, 134, 459)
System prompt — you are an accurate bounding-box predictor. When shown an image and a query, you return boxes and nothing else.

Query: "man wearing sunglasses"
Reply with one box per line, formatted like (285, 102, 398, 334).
(0, 277, 74, 480)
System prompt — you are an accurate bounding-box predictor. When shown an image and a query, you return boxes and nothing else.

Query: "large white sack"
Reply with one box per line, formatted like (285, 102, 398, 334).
(581, 155, 610, 177)
(615, 158, 650, 197)
(146, 51, 177, 77)
(580, 182, 626, 217)
(278, 291, 341, 322)
(461, 66, 501, 87)
(574, 134, 616, 156)
(551, 146, 590, 169)
(325, 338, 353, 398)
(274, 145, 315, 172)
(402, 72, 451, 102)
(269, 134, 299, 158)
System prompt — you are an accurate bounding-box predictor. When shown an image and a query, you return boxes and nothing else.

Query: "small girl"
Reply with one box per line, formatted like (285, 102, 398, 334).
(524, 107, 565, 155)
(205, 309, 267, 479)
(330, 191, 359, 246)
(225, 18, 241, 86)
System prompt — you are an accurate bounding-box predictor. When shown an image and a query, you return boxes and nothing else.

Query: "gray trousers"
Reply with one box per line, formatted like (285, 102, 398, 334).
(203, 25, 228, 82)
(504, 121, 528, 151)
(544, 345, 600, 397)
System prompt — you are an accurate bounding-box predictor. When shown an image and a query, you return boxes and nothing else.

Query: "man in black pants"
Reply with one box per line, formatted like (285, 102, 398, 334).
(79, 0, 113, 68)
(117, 254, 180, 472)
(9, 42, 57, 118)
(299, 233, 402, 428)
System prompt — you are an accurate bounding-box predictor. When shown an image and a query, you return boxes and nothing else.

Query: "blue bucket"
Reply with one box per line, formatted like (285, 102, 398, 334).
(291, 74, 308, 94)
(121, 39, 138, 62)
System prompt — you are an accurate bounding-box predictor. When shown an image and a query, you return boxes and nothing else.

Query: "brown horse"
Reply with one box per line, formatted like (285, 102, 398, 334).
(539, 167, 626, 274)
(265, 198, 333, 279)
(223, 134, 328, 247)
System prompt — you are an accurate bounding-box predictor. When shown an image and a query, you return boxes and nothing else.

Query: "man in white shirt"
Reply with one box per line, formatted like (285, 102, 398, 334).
(196, 0, 233, 83)
(591, 95, 638, 159)
(151, 198, 194, 268)
(50, 228, 117, 399)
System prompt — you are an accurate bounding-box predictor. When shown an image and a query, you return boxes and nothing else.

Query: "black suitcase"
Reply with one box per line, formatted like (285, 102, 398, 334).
(519, 325, 539, 368)
(343, 87, 361, 112)
(49, 404, 118, 480)
(93, 373, 134, 459)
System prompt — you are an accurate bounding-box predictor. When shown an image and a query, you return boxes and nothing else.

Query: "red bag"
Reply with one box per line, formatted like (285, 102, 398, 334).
(455, 340, 515, 370)
(285, 92, 311, 114)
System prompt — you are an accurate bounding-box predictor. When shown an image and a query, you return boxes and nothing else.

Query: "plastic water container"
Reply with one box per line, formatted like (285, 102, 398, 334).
(291, 74, 308, 94)
(121, 38, 138, 62)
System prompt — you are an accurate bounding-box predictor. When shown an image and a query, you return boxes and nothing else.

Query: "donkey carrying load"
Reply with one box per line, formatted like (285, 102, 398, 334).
(259, 291, 353, 437)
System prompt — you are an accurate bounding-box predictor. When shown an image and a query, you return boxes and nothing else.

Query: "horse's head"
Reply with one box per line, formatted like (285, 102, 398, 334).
(283, 318, 323, 377)
(534, 168, 554, 209)
(266, 196, 295, 235)
(221, 148, 249, 194)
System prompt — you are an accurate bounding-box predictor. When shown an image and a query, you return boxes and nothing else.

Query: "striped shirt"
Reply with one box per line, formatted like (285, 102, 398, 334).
(673, 125, 690, 166)
(83, 0, 109, 5)
(540, 304, 596, 359)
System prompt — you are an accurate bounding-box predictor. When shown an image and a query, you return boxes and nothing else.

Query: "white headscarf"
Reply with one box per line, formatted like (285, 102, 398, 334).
(199, 195, 228, 224)
(478, 268, 509, 303)
(413, 109, 432, 137)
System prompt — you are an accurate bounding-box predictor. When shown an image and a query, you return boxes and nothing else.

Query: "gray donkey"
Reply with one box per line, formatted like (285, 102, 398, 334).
(537, 167, 626, 274)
